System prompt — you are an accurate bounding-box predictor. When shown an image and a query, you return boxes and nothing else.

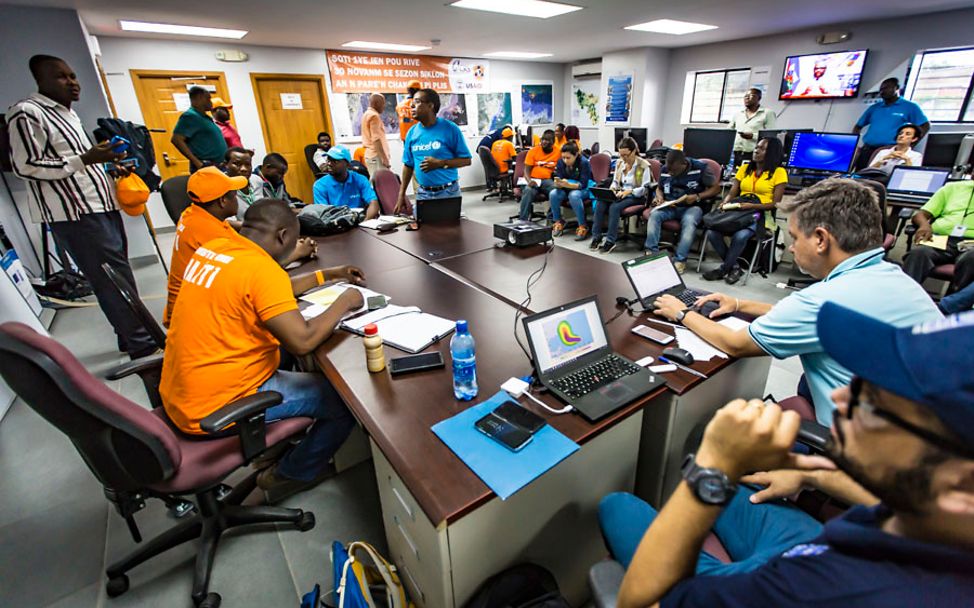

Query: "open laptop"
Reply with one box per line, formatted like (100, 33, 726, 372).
(415, 197, 462, 224)
(590, 187, 618, 202)
(522, 296, 664, 421)
(886, 166, 949, 203)
(621, 252, 718, 317)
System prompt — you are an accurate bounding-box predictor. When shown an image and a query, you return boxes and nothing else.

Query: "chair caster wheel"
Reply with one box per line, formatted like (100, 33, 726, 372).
(197, 592, 221, 608)
(106, 574, 129, 597)
(296, 511, 316, 532)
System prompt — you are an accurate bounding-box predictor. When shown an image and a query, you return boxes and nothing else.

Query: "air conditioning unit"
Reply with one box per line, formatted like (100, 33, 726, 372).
(572, 62, 602, 78)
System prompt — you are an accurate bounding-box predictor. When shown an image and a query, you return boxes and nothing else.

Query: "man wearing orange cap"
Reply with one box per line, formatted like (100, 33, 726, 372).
(210, 97, 242, 148)
(397, 80, 422, 142)
(491, 127, 517, 174)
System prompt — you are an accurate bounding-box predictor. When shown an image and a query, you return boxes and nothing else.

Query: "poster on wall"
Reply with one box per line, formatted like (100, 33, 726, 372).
(438, 93, 468, 125)
(477, 92, 513, 134)
(604, 74, 633, 125)
(346, 93, 399, 136)
(571, 78, 600, 127)
(749, 66, 770, 95)
(448, 59, 490, 93)
(327, 51, 489, 93)
(521, 84, 554, 125)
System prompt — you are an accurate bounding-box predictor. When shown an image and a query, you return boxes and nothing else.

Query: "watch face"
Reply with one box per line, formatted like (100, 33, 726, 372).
(698, 474, 727, 503)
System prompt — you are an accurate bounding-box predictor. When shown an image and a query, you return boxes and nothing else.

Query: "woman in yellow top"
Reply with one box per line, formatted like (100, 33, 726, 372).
(703, 137, 787, 285)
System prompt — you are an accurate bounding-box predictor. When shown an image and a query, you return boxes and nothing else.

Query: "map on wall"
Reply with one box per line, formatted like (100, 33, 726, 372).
(346, 93, 398, 136)
(477, 92, 513, 134)
(521, 84, 554, 125)
(571, 78, 600, 127)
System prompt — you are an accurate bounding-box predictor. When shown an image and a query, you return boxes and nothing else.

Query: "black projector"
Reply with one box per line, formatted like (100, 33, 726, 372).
(493, 220, 553, 247)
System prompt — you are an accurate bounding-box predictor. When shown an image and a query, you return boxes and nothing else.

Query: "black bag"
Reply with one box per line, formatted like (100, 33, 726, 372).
(464, 564, 571, 608)
(702, 194, 761, 235)
(297, 205, 363, 236)
(93, 118, 162, 191)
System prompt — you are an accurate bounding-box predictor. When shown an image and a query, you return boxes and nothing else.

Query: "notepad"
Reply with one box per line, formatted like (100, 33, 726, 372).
(340, 305, 455, 353)
(359, 215, 412, 230)
(924, 234, 949, 251)
(300, 283, 389, 319)
(432, 391, 580, 500)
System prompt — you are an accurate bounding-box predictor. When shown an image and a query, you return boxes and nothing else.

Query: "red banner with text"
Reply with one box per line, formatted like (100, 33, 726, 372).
(327, 51, 452, 93)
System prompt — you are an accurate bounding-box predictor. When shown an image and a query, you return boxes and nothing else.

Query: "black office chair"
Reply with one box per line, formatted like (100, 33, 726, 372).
(304, 144, 325, 179)
(0, 322, 317, 608)
(478, 146, 515, 203)
(160, 174, 191, 224)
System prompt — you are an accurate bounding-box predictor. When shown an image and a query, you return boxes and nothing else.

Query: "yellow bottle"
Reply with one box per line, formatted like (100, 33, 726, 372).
(363, 323, 385, 373)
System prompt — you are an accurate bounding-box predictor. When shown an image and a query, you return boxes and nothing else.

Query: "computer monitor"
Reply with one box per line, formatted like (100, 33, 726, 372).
(886, 166, 950, 197)
(682, 128, 736, 165)
(614, 128, 648, 153)
(758, 128, 814, 155)
(786, 132, 859, 173)
(923, 133, 970, 168)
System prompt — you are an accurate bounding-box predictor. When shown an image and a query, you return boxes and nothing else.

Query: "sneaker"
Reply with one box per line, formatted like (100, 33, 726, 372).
(589, 237, 602, 250)
(599, 240, 617, 254)
(702, 267, 726, 281)
(674, 261, 687, 274)
(552, 221, 565, 237)
(575, 225, 589, 241)
(257, 463, 337, 504)
(725, 267, 743, 285)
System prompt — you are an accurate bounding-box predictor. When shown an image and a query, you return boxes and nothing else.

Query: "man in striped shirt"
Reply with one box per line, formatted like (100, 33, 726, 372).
(7, 55, 156, 358)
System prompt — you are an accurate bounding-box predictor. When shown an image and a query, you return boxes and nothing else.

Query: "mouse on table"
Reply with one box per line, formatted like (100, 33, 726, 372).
(661, 346, 694, 366)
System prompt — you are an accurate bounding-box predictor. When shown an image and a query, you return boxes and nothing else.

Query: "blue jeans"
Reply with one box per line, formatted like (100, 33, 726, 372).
(598, 488, 823, 575)
(548, 188, 590, 226)
(707, 223, 756, 272)
(258, 370, 356, 481)
(593, 196, 644, 243)
(941, 281, 974, 314)
(644, 206, 705, 262)
(519, 179, 555, 220)
(416, 180, 461, 201)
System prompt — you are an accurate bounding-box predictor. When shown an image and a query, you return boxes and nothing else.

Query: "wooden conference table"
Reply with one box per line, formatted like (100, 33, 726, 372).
(302, 220, 769, 607)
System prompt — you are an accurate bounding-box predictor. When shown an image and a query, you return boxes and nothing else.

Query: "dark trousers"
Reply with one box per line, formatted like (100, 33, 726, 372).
(49, 211, 156, 357)
(902, 240, 974, 292)
(854, 144, 883, 171)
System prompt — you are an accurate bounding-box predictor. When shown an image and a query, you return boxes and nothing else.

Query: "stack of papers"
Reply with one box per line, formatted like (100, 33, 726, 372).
(340, 304, 455, 353)
(359, 215, 412, 230)
(675, 328, 727, 361)
(299, 283, 387, 320)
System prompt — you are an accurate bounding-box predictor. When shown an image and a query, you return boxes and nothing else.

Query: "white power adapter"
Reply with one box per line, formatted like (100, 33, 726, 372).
(500, 377, 573, 414)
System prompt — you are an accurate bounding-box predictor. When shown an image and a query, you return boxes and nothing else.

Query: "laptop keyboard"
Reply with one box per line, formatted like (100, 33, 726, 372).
(550, 354, 642, 400)
(674, 289, 699, 307)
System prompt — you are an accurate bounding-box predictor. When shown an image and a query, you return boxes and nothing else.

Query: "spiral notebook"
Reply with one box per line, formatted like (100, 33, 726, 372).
(340, 305, 455, 353)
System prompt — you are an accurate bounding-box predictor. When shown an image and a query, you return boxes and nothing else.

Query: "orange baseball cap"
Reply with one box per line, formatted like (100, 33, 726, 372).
(502, 127, 514, 137)
(187, 167, 248, 203)
(210, 97, 232, 110)
(406, 79, 422, 89)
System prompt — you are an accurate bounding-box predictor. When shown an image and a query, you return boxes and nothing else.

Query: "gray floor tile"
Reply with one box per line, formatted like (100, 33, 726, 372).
(43, 582, 103, 608)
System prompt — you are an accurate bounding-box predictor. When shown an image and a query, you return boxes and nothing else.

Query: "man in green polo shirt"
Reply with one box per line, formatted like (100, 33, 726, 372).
(171, 86, 227, 172)
(904, 174, 974, 293)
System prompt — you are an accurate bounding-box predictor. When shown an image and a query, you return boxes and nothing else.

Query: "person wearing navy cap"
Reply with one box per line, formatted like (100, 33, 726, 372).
(600, 304, 974, 608)
(311, 145, 380, 220)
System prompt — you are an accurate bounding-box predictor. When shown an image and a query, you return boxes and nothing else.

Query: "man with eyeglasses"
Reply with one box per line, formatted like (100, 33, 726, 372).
(599, 304, 974, 607)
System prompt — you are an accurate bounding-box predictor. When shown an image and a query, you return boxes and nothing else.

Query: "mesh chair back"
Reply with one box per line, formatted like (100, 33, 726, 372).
(0, 322, 181, 491)
(160, 175, 191, 223)
(590, 152, 612, 184)
(372, 168, 410, 215)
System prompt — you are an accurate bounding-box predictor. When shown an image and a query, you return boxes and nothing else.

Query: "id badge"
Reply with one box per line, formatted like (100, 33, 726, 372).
(663, 182, 671, 195)
(951, 224, 967, 238)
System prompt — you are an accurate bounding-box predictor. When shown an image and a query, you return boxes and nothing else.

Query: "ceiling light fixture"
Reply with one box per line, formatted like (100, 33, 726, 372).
(484, 51, 554, 59)
(341, 41, 432, 52)
(624, 19, 718, 35)
(119, 20, 247, 39)
(450, 0, 582, 19)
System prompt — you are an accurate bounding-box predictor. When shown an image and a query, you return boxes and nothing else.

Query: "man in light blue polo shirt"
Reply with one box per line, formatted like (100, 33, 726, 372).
(395, 88, 472, 213)
(852, 77, 929, 170)
(312, 145, 379, 220)
(652, 178, 941, 425)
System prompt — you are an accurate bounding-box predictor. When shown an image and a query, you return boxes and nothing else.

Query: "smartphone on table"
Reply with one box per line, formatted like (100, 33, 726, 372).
(475, 412, 533, 452)
(493, 401, 546, 434)
(631, 324, 675, 345)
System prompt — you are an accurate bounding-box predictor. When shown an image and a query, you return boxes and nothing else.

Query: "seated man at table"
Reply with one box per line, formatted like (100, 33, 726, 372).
(312, 145, 380, 220)
(651, 178, 941, 425)
(518, 129, 561, 221)
(161, 198, 366, 502)
(602, 304, 974, 608)
(643, 149, 721, 273)
(253, 152, 299, 202)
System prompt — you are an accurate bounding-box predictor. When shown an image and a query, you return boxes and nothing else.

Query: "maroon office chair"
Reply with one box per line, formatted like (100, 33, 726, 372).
(372, 168, 411, 216)
(0, 322, 316, 608)
(513, 150, 549, 222)
(589, 152, 612, 186)
(646, 158, 720, 259)
(617, 159, 661, 245)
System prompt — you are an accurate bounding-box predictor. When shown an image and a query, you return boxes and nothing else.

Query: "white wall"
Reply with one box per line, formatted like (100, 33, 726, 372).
(597, 48, 672, 152)
(659, 7, 974, 147)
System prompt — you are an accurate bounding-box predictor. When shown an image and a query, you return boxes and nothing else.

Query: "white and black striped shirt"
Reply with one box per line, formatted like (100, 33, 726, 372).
(6, 93, 117, 223)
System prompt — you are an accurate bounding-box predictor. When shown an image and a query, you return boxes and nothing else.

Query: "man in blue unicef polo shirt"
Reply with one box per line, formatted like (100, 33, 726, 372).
(852, 77, 929, 170)
(312, 145, 379, 219)
(395, 88, 472, 214)
(599, 305, 974, 607)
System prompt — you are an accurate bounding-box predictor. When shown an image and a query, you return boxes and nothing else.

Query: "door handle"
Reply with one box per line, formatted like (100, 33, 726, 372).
(162, 152, 171, 167)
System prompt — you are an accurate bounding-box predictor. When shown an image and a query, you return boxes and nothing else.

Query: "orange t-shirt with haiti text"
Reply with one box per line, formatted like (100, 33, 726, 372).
(160, 232, 297, 434)
(525, 145, 561, 180)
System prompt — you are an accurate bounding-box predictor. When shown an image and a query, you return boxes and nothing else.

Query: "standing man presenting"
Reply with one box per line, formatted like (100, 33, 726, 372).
(395, 89, 472, 213)
(7, 54, 156, 358)
(853, 77, 929, 170)
(171, 86, 227, 172)
(361, 93, 391, 176)
(727, 88, 776, 163)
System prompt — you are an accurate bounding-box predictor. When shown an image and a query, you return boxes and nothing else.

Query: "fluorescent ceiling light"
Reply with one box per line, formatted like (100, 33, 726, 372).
(342, 41, 432, 52)
(484, 51, 553, 59)
(625, 19, 718, 35)
(450, 0, 582, 19)
(119, 20, 247, 39)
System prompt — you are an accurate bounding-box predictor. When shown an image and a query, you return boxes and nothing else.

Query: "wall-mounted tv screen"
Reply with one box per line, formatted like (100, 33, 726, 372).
(779, 50, 868, 100)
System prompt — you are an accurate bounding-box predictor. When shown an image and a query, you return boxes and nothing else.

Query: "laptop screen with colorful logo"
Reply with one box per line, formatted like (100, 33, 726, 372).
(525, 297, 608, 375)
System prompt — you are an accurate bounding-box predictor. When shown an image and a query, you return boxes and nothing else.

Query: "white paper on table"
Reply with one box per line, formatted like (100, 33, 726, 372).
(717, 317, 751, 332)
(359, 215, 412, 230)
(300, 283, 389, 318)
(675, 327, 728, 361)
(301, 304, 327, 320)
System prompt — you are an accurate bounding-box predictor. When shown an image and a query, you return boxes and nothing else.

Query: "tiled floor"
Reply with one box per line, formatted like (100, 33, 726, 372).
(1, 189, 820, 607)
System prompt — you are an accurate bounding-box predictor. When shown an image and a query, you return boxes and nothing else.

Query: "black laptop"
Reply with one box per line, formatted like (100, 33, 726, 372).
(415, 196, 462, 224)
(621, 252, 718, 317)
(522, 296, 664, 421)
(590, 187, 618, 202)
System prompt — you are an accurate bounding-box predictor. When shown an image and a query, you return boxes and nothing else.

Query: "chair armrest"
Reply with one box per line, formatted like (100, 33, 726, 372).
(105, 353, 164, 381)
(797, 420, 830, 452)
(588, 559, 626, 608)
(200, 391, 283, 434)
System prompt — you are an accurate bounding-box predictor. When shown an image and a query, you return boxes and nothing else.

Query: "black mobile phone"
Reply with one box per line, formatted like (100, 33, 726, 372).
(631, 324, 675, 345)
(388, 352, 445, 375)
(475, 413, 533, 452)
(493, 402, 546, 434)
(367, 295, 388, 311)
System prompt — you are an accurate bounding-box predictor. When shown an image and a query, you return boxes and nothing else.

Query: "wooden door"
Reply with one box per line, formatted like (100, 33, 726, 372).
(251, 74, 332, 203)
(130, 70, 231, 180)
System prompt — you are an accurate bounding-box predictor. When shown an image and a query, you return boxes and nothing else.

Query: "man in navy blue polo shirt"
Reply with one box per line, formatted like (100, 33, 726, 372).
(853, 77, 929, 170)
(643, 149, 720, 273)
(600, 304, 974, 607)
(312, 145, 379, 220)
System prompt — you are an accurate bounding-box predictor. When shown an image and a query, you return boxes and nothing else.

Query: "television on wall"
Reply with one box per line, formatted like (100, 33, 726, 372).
(779, 50, 868, 100)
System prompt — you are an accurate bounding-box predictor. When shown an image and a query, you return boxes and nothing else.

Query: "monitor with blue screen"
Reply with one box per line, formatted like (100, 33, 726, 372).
(787, 132, 859, 173)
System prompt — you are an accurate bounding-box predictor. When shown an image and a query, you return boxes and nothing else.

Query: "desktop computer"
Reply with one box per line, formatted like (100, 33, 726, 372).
(614, 127, 648, 153)
(682, 128, 736, 166)
(786, 132, 860, 174)
(758, 129, 813, 156)
(923, 133, 974, 178)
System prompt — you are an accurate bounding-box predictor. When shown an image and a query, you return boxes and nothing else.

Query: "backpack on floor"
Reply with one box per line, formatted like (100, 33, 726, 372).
(298, 205, 363, 236)
(302, 541, 411, 608)
(464, 563, 571, 608)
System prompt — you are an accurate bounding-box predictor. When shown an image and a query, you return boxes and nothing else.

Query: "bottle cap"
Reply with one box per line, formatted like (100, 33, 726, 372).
(363, 323, 378, 336)
(456, 319, 468, 334)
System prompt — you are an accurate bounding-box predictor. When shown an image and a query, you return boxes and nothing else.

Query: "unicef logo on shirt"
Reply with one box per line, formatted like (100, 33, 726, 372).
(431, 141, 442, 150)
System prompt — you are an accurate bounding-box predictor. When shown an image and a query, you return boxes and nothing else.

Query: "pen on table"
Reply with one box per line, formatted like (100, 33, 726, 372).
(658, 356, 707, 379)
(644, 317, 681, 330)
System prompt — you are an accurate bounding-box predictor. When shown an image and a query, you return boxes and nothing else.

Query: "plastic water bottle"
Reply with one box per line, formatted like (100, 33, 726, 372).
(724, 149, 736, 181)
(450, 320, 478, 400)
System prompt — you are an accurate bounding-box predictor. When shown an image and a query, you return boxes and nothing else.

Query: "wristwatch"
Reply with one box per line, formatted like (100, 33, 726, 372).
(674, 308, 691, 323)
(681, 453, 737, 506)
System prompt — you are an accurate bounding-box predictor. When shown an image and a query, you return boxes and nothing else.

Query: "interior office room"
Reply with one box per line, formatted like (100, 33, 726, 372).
(2, 0, 974, 606)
